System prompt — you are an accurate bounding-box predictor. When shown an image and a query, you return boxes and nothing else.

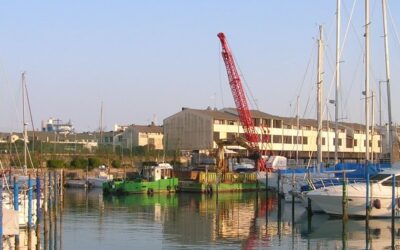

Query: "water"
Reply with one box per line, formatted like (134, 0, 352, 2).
(10, 189, 400, 249)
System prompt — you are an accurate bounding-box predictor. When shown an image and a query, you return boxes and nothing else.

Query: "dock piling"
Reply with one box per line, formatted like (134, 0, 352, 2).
(0, 177, 3, 248)
(366, 172, 370, 223)
(391, 173, 395, 249)
(28, 174, 33, 228)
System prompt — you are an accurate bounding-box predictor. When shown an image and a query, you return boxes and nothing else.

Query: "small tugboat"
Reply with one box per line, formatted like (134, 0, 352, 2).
(102, 163, 178, 195)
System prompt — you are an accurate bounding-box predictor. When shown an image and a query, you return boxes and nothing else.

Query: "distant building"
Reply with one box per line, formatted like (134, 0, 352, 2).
(164, 107, 387, 164)
(121, 123, 164, 150)
(42, 118, 74, 134)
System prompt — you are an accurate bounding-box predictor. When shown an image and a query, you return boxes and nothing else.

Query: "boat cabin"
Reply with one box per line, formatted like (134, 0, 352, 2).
(142, 163, 174, 181)
(370, 169, 400, 186)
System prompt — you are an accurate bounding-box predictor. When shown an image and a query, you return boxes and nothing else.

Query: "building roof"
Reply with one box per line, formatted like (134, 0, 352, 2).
(183, 107, 239, 121)
(132, 124, 163, 133)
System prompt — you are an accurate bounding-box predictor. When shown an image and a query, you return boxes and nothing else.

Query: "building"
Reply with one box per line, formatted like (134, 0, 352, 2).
(41, 118, 74, 134)
(122, 123, 163, 150)
(163, 107, 385, 163)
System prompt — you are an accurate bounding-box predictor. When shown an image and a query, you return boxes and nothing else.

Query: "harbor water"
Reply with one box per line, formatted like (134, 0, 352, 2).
(7, 188, 400, 249)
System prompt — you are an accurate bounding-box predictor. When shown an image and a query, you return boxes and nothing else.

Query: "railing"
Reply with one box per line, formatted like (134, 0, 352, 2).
(198, 172, 257, 184)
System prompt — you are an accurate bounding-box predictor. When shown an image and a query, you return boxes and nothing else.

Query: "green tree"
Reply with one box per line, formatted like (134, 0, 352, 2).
(47, 159, 66, 169)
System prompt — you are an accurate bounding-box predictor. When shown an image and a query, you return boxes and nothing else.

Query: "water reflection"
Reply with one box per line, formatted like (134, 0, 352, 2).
(22, 189, 400, 249)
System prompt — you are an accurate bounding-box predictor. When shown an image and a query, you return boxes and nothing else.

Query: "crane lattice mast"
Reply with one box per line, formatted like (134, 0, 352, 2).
(217, 32, 266, 171)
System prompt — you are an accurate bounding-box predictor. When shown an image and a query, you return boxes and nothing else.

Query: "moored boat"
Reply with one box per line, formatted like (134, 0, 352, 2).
(306, 167, 400, 217)
(103, 163, 178, 195)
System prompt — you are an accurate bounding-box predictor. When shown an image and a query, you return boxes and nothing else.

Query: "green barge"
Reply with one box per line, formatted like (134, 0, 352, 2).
(177, 171, 265, 193)
(103, 163, 179, 195)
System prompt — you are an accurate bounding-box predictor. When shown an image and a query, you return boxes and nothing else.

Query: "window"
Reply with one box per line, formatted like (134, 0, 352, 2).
(272, 135, 282, 143)
(364, 140, 372, 147)
(273, 120, 282, 128)
(333, 138, 342, 146)
(302, 136, 308, 145)
(354, 139, 357, 147)
(315, 137, 325, 145)
(227, 120, 235, 125)
(283, 136, 292, 144)
(378, 140, 381, 147)
(213, 132, 220, 140)
(346, 138, 353, 148)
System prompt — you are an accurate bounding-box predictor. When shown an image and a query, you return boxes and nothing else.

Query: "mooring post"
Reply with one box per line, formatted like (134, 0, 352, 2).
(291, 171, 295, 215)
(54, 172, 58, 220)
(36, 174, 41, 220)
(277, 170, 281, 197)
(13, 176, 19, 211)
(307, 197, 313, 217)
(342, 175, 348, 221)
(60, 169, 64, 203)
(49, 172, 52, 212)
(366, 171, 370, 223)
(36, 174, 41, 250)
(266, 169, 269, 217)
(0, 177, 3, 248)
(28, 174, 33, 228)
(392, 173, 395, 249)
(13, 176, 19, 247)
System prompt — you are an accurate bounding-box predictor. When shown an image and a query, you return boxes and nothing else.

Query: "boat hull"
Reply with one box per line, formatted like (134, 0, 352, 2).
(103, 178, 179, 195)
(307, 184, 400, 217)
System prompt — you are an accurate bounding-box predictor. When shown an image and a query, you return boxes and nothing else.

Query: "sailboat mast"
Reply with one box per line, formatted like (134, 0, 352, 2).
(296, 95, 299, 165)
(317, 25, 324, 170)
(22, 72, 27, 173)
(100, 101, 104, 144)
(365, 0, 370, 162)
(382, 0, 393, 165)
(334, 0, 341, 164)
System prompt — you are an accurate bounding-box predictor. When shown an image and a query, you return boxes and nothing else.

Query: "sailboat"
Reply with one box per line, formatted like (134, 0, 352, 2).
(2, 72, 42, 228)
(306, 0, 399, 217)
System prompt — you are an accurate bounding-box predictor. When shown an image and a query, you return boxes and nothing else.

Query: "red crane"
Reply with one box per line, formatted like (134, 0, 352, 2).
(217, 32, 267, 171)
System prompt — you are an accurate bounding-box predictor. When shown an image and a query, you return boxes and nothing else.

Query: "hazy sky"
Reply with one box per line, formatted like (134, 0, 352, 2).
(0, 1, 399, 132)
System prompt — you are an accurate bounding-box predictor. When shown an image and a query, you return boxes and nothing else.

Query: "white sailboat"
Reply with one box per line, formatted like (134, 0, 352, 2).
(307, 0, 397, 217)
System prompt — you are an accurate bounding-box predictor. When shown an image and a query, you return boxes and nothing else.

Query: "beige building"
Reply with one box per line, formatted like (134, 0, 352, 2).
(122, 123, 164, 150)
(164, 107, 383, 163)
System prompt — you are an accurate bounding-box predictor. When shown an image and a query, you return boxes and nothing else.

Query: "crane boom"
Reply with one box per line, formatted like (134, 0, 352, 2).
(218, 32, 266, 171)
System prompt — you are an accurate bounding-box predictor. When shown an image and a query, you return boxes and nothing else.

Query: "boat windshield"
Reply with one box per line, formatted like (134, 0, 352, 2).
(370, 174, 391, 181)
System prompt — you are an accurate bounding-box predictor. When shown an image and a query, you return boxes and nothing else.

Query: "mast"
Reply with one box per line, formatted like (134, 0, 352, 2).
(317, 25, 324, 171)
(382, 0, 393, 165)
(334, 0, 341, 164)
(365, 0, 370, 162)
(296, 96, 299, 165)
(22, 72, 28, 174)
(100, 101, 103, 144)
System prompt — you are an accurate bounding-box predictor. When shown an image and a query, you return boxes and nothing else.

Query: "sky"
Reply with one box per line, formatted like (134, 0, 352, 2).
(0, 0, 399, 132)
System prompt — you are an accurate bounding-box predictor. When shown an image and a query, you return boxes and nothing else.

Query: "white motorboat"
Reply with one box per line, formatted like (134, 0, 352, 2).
(306, 167, 400, 217)
(88, 171, 113, 188)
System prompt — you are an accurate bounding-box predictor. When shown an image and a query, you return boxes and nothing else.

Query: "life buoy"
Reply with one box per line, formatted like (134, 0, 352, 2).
(372, 199, 381, 209)
(147, 188, 154, 195)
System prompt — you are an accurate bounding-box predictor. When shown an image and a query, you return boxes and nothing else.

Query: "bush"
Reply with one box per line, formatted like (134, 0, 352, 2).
(70, 157, 88, 169)
(111, 159, 121, 168)
(47, 159, 66, 169)
(88, 157, 101, 171)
